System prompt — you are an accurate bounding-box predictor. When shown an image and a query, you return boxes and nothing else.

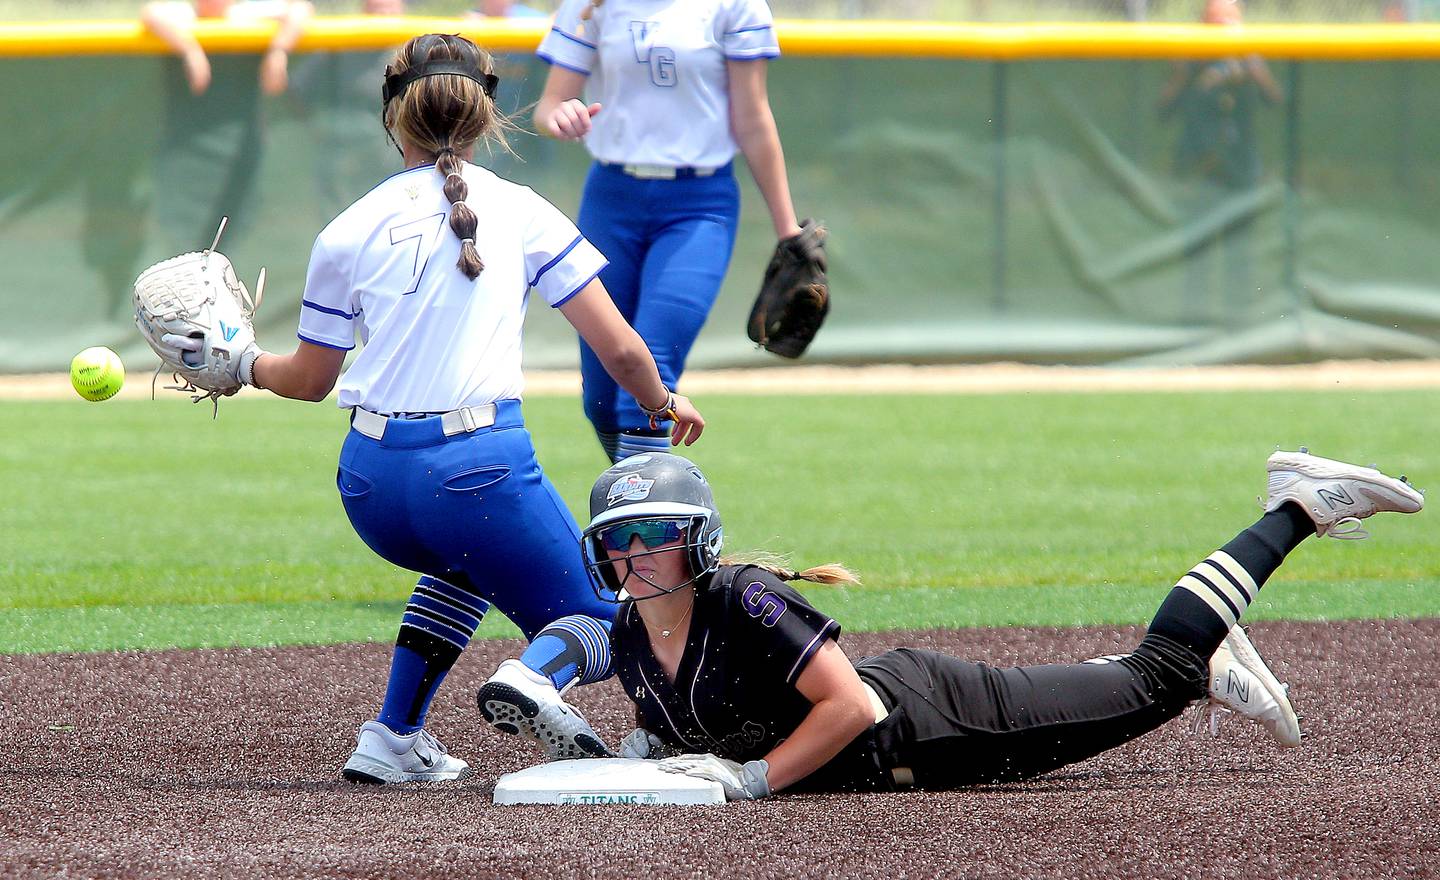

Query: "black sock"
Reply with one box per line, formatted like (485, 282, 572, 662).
(1146, 502, 1313, 659)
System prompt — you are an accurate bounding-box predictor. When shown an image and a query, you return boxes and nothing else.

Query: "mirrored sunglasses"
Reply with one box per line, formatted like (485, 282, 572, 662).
(599, 520, 687, 552)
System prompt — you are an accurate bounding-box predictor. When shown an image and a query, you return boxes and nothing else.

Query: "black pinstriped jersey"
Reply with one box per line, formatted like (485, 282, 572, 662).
(612, 565, 841, 764)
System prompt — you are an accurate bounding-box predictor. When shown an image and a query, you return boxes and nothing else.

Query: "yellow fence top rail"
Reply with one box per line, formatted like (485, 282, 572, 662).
(4, 17, 1440, 60)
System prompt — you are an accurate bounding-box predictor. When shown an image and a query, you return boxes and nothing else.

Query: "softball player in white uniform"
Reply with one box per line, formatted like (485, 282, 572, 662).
(238, 34, 703, 783)
(535, 0, 804, 462)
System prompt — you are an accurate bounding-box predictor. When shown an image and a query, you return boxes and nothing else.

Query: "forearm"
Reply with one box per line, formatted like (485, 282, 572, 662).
(269, 1, 313, 54)
(252, 349, 334, 402)
(141, 7, 202, 58)
(601, 334, 671, 413)
(734, 114, 801, 239)
(759, 696, 873, 793)
(560, 282, 671, 411)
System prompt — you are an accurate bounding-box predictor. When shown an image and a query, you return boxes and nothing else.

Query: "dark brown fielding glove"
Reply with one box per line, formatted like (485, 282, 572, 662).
(747, 218, 829, 359)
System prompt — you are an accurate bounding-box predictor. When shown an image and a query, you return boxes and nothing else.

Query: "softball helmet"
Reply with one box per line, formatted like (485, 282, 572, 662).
(581, 453, 724, 601)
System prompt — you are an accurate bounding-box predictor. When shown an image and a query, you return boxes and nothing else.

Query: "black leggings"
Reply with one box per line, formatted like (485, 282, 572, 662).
(854, 633, 1208, 789)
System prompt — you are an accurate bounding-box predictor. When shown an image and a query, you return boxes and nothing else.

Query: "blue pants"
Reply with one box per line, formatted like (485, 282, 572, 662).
(335, 399, 611, 640)
(577, 161, 740, 434)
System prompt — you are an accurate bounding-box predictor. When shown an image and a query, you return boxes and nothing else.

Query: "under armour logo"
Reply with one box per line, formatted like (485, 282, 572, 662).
(1226, 669, 1250, 702)
(1316, 485, 1354, 510)
(635, 686, 645, 700)
(219, 321, 239, 342)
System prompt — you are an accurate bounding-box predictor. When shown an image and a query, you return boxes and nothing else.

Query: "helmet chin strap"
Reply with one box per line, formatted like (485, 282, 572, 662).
(615, 554, 702, 600)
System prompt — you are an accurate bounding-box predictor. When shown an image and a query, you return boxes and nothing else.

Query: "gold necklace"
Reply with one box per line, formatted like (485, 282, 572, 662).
(651, 595, 695, 639)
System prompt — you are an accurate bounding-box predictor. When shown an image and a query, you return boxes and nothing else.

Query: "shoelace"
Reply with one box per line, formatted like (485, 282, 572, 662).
(1188, 681, 1295, 739)
(1255, 496, 1370, 541)
(1327, 517, 1369, 540)
(416, 729, 448, 757)
(1189, 701, 1233, 739)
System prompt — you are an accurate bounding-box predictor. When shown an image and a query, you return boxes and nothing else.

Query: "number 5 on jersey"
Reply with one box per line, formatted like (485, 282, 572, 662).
(629, 21, 677, 87)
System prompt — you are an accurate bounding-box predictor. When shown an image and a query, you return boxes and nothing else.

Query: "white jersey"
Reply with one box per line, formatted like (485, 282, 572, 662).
(296, 162, 606, 415)
(538, 0, 780, 168)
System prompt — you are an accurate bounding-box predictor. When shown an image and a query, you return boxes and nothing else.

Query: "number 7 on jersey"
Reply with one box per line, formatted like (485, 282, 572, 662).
(389, 212, 448, 295)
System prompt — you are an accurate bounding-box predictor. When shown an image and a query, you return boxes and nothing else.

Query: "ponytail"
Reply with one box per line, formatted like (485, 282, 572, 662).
(436, 147, 483, 279)
(719, 553, 861, 586)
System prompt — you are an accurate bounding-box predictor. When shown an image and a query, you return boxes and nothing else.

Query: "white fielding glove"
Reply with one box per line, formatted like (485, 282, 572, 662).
(619, 728, 681, 760)
(657, 753, 771, 801)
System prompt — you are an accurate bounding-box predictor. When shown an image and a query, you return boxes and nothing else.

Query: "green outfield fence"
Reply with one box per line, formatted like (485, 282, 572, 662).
(1, 19, 1438, 373)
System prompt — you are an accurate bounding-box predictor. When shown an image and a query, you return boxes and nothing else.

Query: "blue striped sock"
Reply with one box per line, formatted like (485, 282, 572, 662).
(615, 431, 672, 462)
(520, 614, 615, 691)
(377, 576, 491, 734)
(596, 430, 620, 463)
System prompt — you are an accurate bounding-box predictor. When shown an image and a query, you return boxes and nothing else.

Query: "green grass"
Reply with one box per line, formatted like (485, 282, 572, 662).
(3, 389, 1438, 653)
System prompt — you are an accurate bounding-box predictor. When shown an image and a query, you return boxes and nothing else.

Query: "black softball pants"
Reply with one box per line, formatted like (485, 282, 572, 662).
(855, 633, 1209, 789)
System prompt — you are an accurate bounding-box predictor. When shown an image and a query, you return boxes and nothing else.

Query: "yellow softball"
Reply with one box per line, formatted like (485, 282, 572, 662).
(70, 346, 125, 402)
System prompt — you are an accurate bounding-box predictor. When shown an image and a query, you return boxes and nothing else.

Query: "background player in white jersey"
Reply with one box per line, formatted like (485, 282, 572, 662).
(524, 450, 1421, 797)
(221, 33, 704, 783)
(533, 0, 807, 462)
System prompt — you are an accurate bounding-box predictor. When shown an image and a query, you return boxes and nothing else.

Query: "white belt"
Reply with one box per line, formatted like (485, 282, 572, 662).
(351, 404, 497, 441)
(620, 163, 718, 180)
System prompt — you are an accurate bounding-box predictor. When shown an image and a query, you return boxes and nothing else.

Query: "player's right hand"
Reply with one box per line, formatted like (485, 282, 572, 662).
(668, 394, 704, 448)
(546, 98, 601, 140)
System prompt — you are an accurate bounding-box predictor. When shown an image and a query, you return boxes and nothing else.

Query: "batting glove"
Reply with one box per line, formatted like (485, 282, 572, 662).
(657, 753, 771, 801)
(619, 728, 681, 760)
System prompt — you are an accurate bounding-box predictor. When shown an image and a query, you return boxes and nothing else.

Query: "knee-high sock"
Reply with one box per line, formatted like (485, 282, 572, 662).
(614, 431, 672, 463)
(595, 430, 620, 463)
(377, 576, 490, 735)
(519, 614, 615, 691)
(1145, 502, 1314, 661)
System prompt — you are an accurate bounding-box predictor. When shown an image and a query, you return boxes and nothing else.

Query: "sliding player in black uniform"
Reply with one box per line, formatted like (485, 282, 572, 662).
(509, 451, 1422, 799)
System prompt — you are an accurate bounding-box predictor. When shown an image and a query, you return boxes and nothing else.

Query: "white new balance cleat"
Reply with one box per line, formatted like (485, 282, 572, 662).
(341, 720, 470, 784)
(1266, 448, 1424, 540)
(477, 659, 614, 760)
(1205, 626, 1301, 748)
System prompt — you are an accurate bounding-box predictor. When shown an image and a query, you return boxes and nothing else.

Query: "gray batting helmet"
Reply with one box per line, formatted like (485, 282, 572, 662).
(581, 453, 724, 601)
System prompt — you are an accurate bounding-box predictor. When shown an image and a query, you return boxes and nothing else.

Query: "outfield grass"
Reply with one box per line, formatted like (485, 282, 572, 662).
(3, 389, 1437, 653)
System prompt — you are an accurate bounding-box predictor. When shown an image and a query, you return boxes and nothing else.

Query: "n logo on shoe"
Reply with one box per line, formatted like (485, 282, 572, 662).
(1317, 485, 1354, 510)
(1226, 670, 1250, 703)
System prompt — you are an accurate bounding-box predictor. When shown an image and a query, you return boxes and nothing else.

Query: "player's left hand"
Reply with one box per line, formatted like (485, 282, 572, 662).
(657, 753, 770, 801)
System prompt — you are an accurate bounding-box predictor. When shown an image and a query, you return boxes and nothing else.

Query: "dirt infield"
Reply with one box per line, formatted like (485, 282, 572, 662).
(4, 619, 1437, 879)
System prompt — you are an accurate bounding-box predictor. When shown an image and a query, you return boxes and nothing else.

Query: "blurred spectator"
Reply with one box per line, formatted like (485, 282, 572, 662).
(469, 0, 548, 17)
(468, 0, 551, 177)
(141, 0, 314, 97)
(139, 0, 313, 251)
(1158, 0, 1282, 321)
(289, 0, 406, 218)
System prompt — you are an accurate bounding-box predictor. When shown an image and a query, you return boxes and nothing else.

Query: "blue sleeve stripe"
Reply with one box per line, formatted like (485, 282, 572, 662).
(302, 299, 355, 320)
(726, 50, 780, 60)
(550, 261, 607, 309)
(549, 27, 597, 49)
(528, 234, 584, 288)
(537, 51, 591, 75)
(725, 23, 773, 35)
(297, 332, 354, 352)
